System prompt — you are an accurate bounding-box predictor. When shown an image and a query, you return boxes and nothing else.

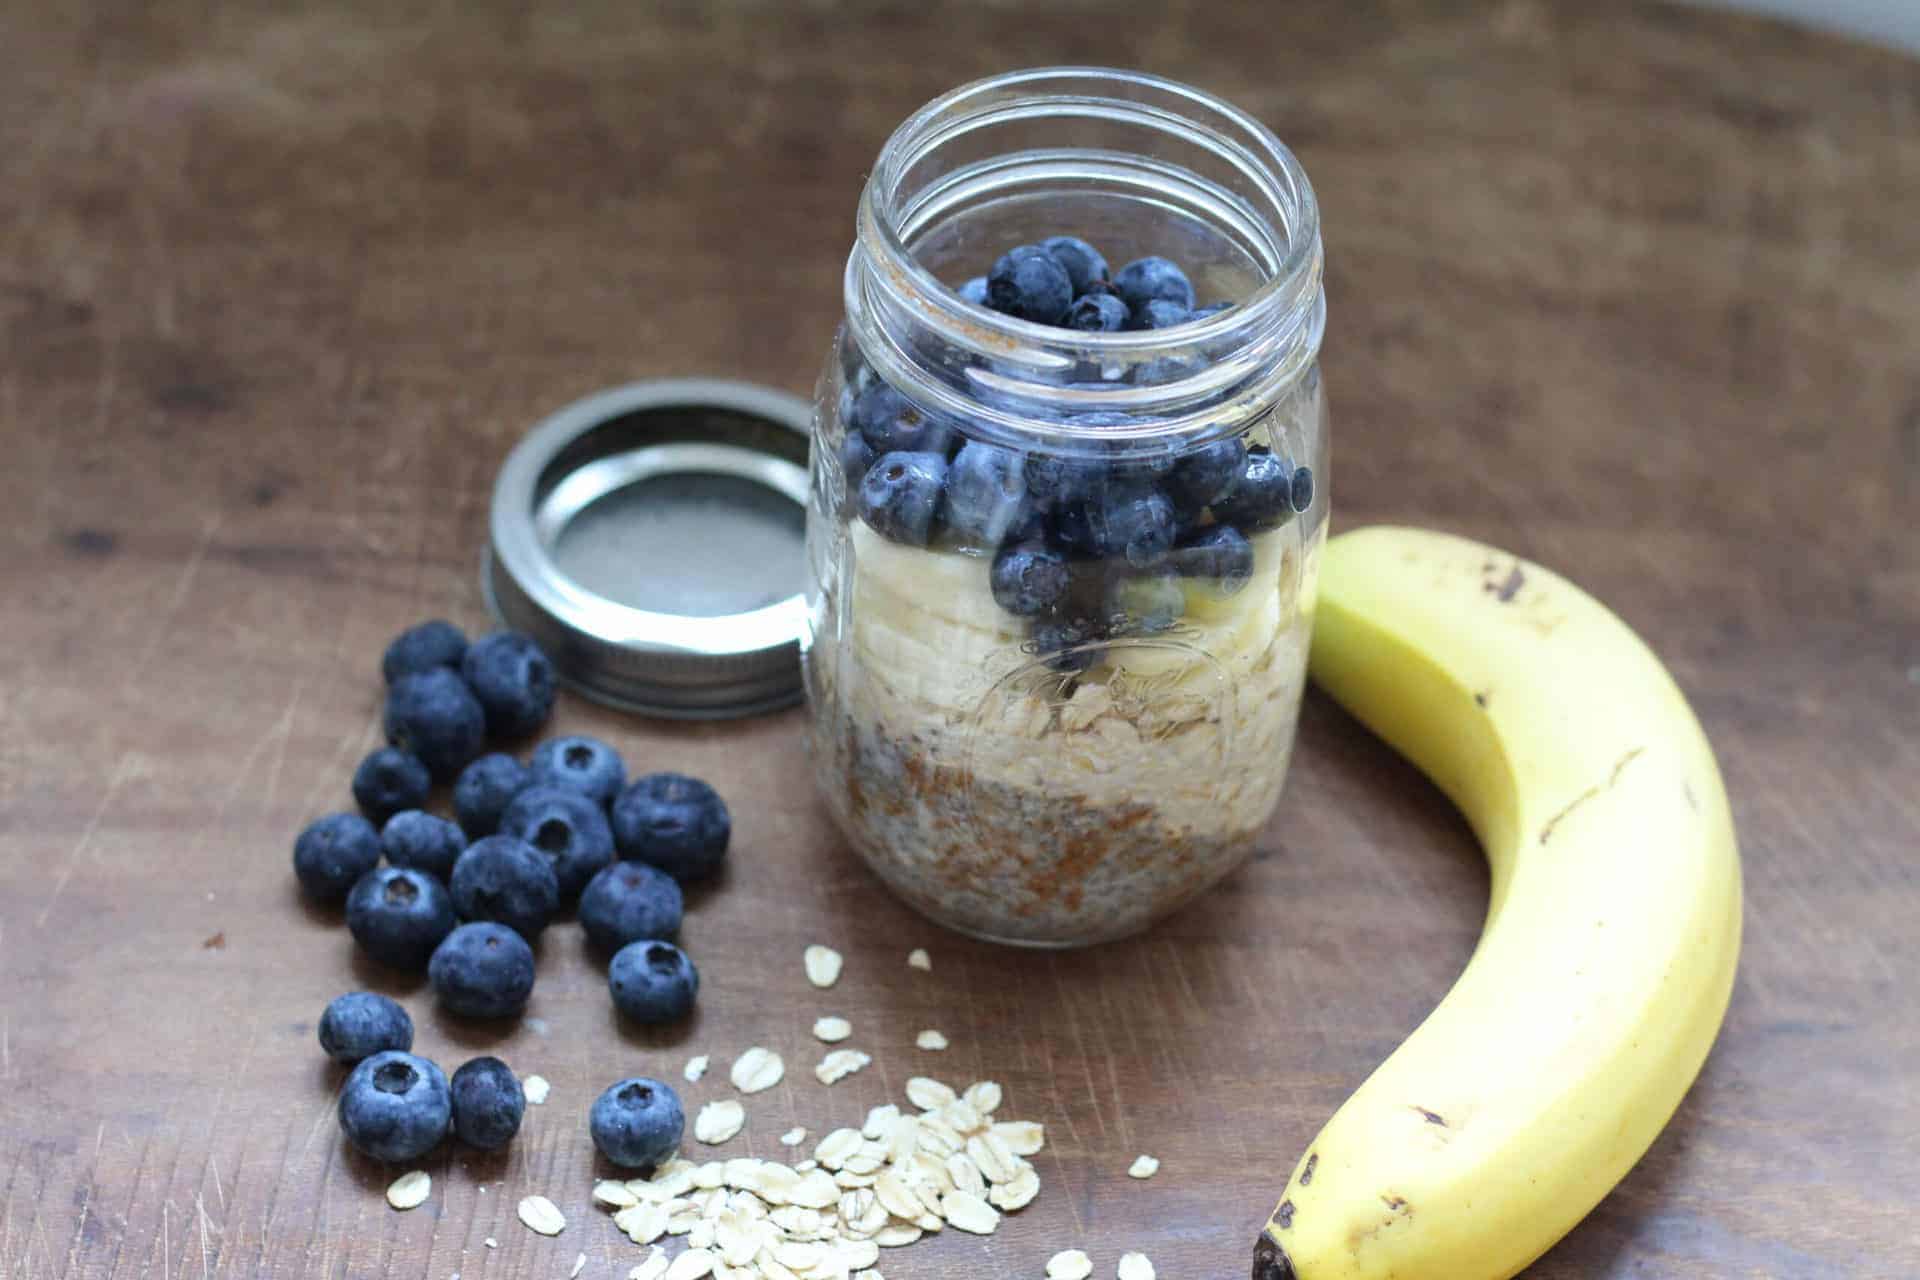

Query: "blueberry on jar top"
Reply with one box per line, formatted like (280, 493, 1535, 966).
(838, 431, 876, 485)
(857, 451, 947, 547)
(1053, 485, 1178, 569)
(1212, 449, 1300, 531)
(956, 276, 989, 306)
(1064, 293, 1129, 333)
(986, 244, 1073, 324)
(1167, 436, 1249, 515)
(1129, 298, 1194, 331)
(383, 667, 486, 782)
(990, 542, 1072, 618)
(318, 991, 414, 1065)
(381, 619, 468, 685)
(460, 631, 556, 741)
(1113, 255, 1196, 312)
(449, 834, 561, 939)
(449, 1056, 525, 1151)
(943, 442, 1030, 546)
(351, 747, 432, 825)
(1039, 235, 1111, 297)
(529, 734, 626, 809)
(293, 812, 382, 903)
(338, 1050, 451, 1163)
(849, 382, 953, 456)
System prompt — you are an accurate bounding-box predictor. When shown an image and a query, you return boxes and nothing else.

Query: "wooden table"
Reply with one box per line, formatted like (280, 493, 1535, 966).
(3, 3, 1914, 1276)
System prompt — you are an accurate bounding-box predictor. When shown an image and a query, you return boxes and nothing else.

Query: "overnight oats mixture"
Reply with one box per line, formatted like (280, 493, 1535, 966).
(805, 236, 1323, 946)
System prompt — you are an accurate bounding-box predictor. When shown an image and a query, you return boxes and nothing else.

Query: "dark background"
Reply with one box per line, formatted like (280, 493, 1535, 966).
(0, 2, 1914, 1277)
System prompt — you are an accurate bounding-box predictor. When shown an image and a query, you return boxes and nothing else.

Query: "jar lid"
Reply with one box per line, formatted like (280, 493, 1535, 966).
(484, 378, 813, 719)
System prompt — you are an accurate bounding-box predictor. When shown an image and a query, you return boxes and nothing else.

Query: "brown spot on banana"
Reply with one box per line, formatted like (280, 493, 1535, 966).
(1299, 1151, 1317, 1185)
(1252, 1231, 1296, 1279)
(1412, 1105, 1447, 1126)
(1274, 1199, 1295, 1229)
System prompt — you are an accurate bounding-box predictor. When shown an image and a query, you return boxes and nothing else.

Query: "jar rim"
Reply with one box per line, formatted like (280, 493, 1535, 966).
(848, 67, 1324, 450)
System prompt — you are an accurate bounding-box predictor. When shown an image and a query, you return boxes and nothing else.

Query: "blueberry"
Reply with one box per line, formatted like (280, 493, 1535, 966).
(579, 861, 685, 952)
(294, 813, 382, 903)
(1032, 616, 1103, 674)
(1023, 451, 1110, 506)
(590, 1077, 685, 1171)
(449, 1056, 525, 1151)
(857, 451, 947, 546)
(1129, 298, 1193, 331)
(990, 542, 1071, 617)
(384, 668, 486, 783)
(453, 753, 531, 839)
(943, 442, 1029, 546)
(337, 1050, 450, 1163)
(381, 620, 468, 684)
(1064, 293, 1129, 332)
(449, 834, 560, 939)
(957, 276, 989, 306)
(317, 991, 414, 1065)
(346, 867, 457, 970)
(611, 773, 731, 882)
(529, 735, 626, 810)
(351, 747, 431, 825)
(429, 922, 535, 1020)
(608, 940, 699, 1024)
(1133, 355, 1200, 387)
(1040, 235, 1110, 296)
(849, 382, 952, 456)
(1109, 570, 1186, 634)
(380, 810, 467, 882)
(1112, 256, 1196, 312)
(1211, 450, 1297, 531)
(986, 245, 1073, 325)
(460, 632, 556, 741)
(1167, 436, 1248, 514)
(1289, 462, 1315, 513)
(838, 431, 875, 486)
(1055, 486, 1177, 568)
(1174, 524, 1255, 592)
(499, 785, 614, 900)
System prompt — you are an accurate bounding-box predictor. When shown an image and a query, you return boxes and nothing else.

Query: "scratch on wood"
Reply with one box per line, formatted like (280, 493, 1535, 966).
(124, 513, 221, 698)
(1539, 747, 1645, 845)
(37, 751, 138, 926)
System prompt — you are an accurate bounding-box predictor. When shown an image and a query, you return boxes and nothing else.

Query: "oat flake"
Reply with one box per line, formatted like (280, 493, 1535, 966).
(1048, 1250, 1094, 1280)
(812, 1015, 852, 1043)
(1128, 1154, 1160, 1179)
(517, 1194, 566, 1236)
(385, 1170, 430, 1210)
(629, 1248, 669, 1280)
(695, 1099, 747, 1144)
(594, 1179, 639, 1209)
(915, 1029, 949, 1051)
(907, 948, 931, 971)
(779, 1126, 807, 1146)
(1117, 1252, 1156, 1280)
(803, 944, 844, 988)
(684, 1054, 710, 1082)
(905, 1077, 956, 1111)
(522, 1074, 551, 1105)
(962, 1081, 1002, 1115)
(730, 1046, 785, 1094)
(664, 1249, 718, 1280)
(569, 1252, 587, 1279)
(939, 1189, 1000, 1235)
(814, 1049, 871, 1085)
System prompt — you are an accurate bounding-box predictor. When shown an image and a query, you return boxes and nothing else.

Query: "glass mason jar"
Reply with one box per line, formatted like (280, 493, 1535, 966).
(801, 68, 1327, 948)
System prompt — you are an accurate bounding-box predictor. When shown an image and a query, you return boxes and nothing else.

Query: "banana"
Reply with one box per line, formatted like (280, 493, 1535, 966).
(1256, 526, 1742, 1280)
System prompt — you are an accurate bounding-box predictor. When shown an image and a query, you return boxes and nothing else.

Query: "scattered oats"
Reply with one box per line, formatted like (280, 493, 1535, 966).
(872, 1171, 922, 1222)
(916, 1115, 964, 1157)
(1117, 1252, 1155, 1280)
(522, 1074, 551, 1105)
(940, 1098, 983, 1134)
(910, 1178, 947, 1220)
(484, 1238, 498, 1249)
(1047, 1249, 1093, 1280)
(518, 1194, 566, 1236)
(814, 1049, 870, 1085)
(966, 1132, 1016, 1184)
(1128, 1154, 1160, 1180)
(961, 1081, 1002, 1115)
(803, 944, 843, 989)
(945, 1152, 986, 1198)
(814, 1127, 863, 1170)
(789, 1169, 840, 1210)
(992, 1119, 1045, 1155)
(695, 1099, 747, 1145)
(664, 1249, 718, 1280)
(385, 1170, 431, 1211)
(780, 1127, 807, 1147)
(687, 1218, 716, 1250)
(838, 1238, 881, 1270)
(907, 948, 931, 971)
(861, 1104, 900, 1140)
(988, 1163, 1039, 1211)
(615, 1203, 669, 1244)
(915, 1029, 949, 1052)
(666, 1206, 701, 1234)
(873, 1223, 922, 1247)
(594, 1179, 640, 1209)
(773, 1241, 824, 1271)
(793, 1159, 818, 1174)
(812, 1015, 853, 1043)
(834, 1170, 877, 1189)
(569, 1252, 587, 1279)
(885, 1115, 920, 1163)
(939, 1189, 1000, 1235)
(730, 1047, 785, 1094)
(685, 1054, 710, 1082)
(630, 1247, 669, 1280)
(852, 1272, 883, 1280)
(905, 1077, 956, 1111)
(693, 1162, 727, 1190)
(757, 1258, 801, 1280)
(913, 1211, 944, 1233)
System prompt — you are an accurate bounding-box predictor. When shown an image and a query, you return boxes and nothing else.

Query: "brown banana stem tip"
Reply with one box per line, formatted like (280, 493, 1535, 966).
(1252, 1231, 1296, 1280)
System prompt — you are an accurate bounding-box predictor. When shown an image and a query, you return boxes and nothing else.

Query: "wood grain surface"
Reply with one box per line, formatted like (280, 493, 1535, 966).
(2, 2, 1915, 1277)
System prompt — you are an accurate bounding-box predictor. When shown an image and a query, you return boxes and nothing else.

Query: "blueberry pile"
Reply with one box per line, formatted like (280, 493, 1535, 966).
(841, 238, 1314, 670)
(299, 618, 727, 1169)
